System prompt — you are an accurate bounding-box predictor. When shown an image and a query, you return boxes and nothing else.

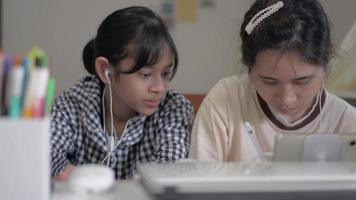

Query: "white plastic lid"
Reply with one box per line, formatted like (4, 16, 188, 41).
(69, 164, 115, 193)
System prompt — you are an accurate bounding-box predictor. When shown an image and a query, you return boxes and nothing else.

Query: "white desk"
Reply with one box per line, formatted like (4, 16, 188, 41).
(52, 180, 151, 200)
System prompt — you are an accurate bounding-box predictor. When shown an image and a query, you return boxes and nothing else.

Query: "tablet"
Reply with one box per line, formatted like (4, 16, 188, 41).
(273, 133, 356, 162)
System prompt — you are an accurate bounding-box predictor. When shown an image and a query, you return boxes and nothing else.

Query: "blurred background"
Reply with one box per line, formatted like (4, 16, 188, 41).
(2, 0, 356, 96)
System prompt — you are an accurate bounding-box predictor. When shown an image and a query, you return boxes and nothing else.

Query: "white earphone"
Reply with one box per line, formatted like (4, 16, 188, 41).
(102, 66, 117, 168)
(104, 68, 111, 85)
(318, 86, 324, 131)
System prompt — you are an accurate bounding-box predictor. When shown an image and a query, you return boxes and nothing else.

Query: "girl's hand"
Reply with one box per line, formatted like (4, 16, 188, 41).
(53, 164, 76, 181)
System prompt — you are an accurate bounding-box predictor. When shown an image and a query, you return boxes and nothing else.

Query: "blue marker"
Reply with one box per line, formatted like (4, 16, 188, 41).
(9, 55, 25, 118)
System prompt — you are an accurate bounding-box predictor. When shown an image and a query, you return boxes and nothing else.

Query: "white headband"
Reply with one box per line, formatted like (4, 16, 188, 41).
(245, 1, 284, 35)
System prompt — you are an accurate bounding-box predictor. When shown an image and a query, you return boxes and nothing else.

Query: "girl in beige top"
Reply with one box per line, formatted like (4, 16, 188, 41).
(189, 0, 356, 162)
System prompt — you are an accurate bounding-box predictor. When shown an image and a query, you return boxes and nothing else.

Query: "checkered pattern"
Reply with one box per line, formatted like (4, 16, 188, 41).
(50, 75, 193, 179)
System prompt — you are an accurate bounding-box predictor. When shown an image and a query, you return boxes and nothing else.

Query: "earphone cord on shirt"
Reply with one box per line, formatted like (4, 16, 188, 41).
(101, 85, 118, 168)
(318, 88, 323, 131)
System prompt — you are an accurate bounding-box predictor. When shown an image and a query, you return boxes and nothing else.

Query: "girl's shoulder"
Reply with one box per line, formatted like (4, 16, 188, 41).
(52, 75, 102, 116)
(55, 76, 102, 105)
(324, 91, 356, 131)
(325, 91, 356, 116)
(205, 75, 251, 104)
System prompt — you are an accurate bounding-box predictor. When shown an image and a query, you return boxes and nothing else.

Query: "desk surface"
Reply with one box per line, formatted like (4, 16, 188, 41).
(52, 180, 151, 200)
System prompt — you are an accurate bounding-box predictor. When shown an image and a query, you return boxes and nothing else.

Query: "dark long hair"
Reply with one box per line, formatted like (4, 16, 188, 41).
(240, 0, 333, 73)
(83, 6, 178, 79)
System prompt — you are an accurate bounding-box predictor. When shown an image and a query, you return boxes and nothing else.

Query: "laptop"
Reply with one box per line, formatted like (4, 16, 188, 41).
(0, 118, 50, 200)
(138, 161, 356, 200)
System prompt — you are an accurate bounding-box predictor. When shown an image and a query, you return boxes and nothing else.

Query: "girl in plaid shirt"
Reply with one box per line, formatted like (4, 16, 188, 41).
(51, 6, 193, 180)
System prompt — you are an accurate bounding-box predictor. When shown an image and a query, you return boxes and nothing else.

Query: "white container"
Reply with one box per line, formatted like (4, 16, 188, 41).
(0, 118, 50, 200)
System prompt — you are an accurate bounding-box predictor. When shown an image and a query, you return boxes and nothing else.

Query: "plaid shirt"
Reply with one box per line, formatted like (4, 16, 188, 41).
(50, 75, 193, 179)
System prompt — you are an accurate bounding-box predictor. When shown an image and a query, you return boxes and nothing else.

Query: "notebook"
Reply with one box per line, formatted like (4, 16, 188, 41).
(137, 161, 356, 200)
(0, 118, 50, 200)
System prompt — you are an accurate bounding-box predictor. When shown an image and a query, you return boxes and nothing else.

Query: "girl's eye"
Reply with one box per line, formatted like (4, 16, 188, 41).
(139, 72, 151, 79)
(263, 79, 278, 85)
(295, 78, 310, 85)
(162, 71, 172, 79)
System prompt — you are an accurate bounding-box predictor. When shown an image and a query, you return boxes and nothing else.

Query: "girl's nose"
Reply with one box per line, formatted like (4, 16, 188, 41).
(150, 77, 166, 93)
(279, 86, 297, 107)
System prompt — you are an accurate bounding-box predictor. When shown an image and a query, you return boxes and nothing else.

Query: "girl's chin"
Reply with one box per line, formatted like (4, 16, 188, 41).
(137, 107, 157, 116)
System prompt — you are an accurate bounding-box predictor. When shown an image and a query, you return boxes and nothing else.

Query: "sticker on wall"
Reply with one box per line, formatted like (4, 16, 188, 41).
(200, 0, 216, 9)
(160, 0, 176, 30)
(176, 0, 198, 23)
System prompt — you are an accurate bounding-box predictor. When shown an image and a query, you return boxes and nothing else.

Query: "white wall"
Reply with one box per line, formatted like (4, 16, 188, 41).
(322, 0, 356, 45)
(3, 0, 356, 96)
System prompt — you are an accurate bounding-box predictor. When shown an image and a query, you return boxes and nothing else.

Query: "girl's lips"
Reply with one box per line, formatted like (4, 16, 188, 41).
(145, 100, 160, 108)
(276, 106, 298, 114)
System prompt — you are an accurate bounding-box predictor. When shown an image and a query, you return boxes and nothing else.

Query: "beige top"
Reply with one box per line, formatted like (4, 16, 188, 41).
(189, 75, 356, 162)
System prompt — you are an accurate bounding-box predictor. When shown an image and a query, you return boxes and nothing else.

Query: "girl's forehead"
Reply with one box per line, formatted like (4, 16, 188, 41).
(254, 49, 322, 76)
(117, 46, 172, 72)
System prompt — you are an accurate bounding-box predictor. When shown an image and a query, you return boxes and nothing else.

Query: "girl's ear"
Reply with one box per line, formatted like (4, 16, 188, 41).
(95, 57, 111, 85)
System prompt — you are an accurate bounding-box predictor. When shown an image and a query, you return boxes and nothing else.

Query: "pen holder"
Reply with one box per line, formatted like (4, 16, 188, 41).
(0, 117, 50, 200)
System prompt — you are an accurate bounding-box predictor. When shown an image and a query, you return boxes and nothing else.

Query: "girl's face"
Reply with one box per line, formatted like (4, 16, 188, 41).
(250, 49, 326, 123)
(110, 45, 173, 118)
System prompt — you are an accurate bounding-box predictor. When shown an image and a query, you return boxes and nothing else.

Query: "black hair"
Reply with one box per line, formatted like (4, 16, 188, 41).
(240, 0, 333, 73)
(82, 6, 178, 79)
